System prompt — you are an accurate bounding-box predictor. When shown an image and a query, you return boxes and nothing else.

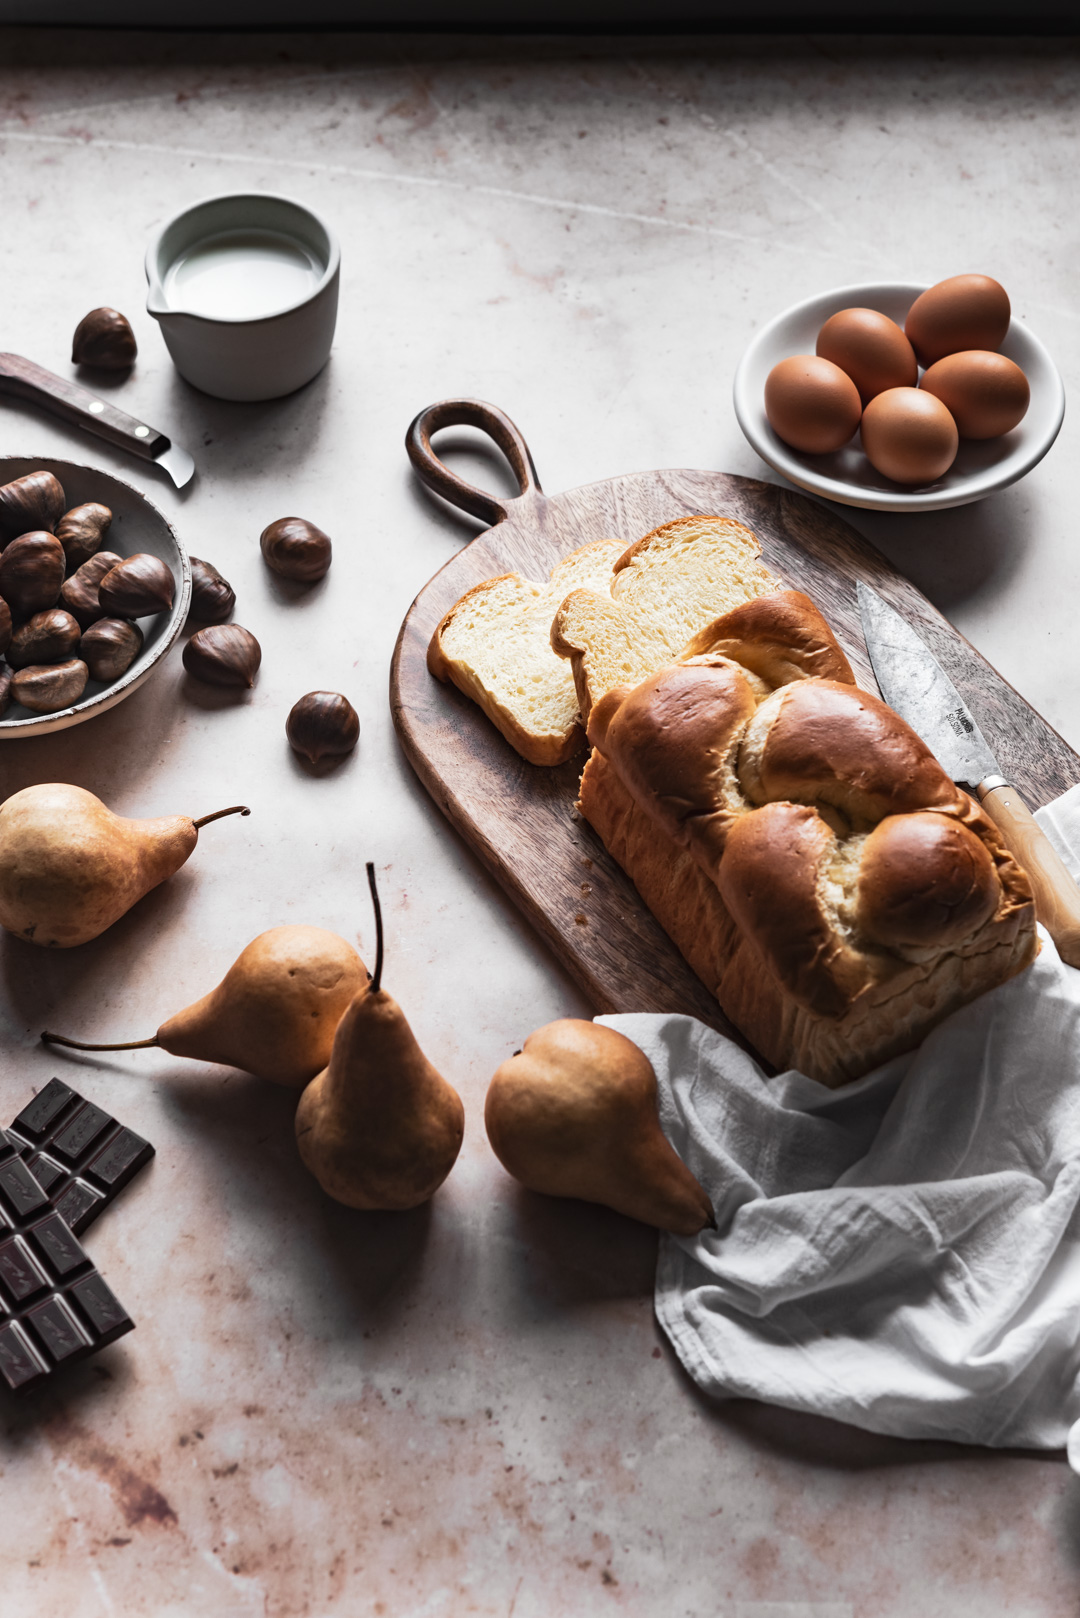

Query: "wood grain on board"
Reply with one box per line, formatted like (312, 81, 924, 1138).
(391, 400, 1079, 1039)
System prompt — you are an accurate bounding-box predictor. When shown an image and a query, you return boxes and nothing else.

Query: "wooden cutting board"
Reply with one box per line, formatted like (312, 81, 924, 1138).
(390, 399, 1080, 1038)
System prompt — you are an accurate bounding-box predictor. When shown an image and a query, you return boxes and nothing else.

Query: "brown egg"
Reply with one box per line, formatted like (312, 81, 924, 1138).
(919, 350, 1029, 440)
(816, 307, 917, 405)
(763, 355, 862, 455)
(860, 387, 959, 485)
(904, 274, 1011, 366)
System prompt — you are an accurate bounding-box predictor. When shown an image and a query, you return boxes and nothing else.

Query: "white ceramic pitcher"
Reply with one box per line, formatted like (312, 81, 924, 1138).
(146, 193, 340, 402)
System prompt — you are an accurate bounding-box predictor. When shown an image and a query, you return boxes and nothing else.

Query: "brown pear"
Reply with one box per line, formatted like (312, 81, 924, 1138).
(158, 927, 366, 1084)
(485, 1020, 714, 1236)
(0, 783, 248, 948)
(43, 925, 368, 1086)
(295, 865, 464, 1210)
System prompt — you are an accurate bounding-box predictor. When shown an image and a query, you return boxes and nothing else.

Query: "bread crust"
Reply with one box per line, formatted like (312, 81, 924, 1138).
(611, 514, 763, 578)
(680, 589, 856, 686)
(856, 812, 1000, 949)
(586, 659, 759, 876)
(714, 800, 870, 1019)
(739, 679, 968, 828)
(580, 750, 1037, 1088)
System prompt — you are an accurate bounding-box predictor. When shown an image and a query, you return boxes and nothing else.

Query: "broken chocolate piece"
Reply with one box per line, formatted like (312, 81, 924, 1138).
(0, 1140, 133, 1392)
(5, 1078, 154, 1236)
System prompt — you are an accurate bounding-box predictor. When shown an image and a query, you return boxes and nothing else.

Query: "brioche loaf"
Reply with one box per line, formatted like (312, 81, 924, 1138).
(578, 592, 1037, 1086)
(430, 514, 779, 765)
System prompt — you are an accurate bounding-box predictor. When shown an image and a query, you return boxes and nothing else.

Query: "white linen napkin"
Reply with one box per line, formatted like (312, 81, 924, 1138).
(599, 782, 1080, 1462)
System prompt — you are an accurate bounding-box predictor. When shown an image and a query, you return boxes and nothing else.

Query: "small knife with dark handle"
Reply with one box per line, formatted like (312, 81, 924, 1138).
(0, 351, 194, 489)
(858, 581, 1080, 968)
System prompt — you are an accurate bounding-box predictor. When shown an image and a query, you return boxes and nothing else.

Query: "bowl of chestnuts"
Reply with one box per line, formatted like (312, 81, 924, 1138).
(0, 456, 190, 738)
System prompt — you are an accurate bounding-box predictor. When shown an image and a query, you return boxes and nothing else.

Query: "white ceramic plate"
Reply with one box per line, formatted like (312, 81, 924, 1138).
(732, 281, 1066, 513)
(0, 456, 190, 738)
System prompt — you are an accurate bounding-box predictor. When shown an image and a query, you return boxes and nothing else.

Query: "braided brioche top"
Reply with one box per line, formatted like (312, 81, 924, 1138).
(586, 590, 1034, 1020)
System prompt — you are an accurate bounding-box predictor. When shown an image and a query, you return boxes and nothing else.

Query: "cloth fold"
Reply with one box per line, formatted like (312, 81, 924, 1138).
(600, 782, 1080, 1459)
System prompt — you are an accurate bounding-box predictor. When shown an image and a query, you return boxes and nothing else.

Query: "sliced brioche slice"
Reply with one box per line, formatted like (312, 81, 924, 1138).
(428, 536, 627, 766)
(552, 515, 781, 721)
(550, 588, 674, 722)
(611, 516, 780, 646)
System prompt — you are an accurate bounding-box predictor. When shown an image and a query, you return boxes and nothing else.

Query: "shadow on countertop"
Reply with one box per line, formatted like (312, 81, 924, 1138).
(836, 476, 1037, 619)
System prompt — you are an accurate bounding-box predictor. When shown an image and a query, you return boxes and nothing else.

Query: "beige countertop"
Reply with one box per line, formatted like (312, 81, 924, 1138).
(1, 29, 1079, 1617)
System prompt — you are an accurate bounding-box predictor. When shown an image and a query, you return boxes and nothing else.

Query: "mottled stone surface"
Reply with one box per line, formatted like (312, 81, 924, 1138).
(1, 30, 1079, 1616)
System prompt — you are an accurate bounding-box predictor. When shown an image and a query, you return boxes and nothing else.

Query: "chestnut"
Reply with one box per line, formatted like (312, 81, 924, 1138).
(98, 553, 175, 619)
(7, 609, 81, 670)
(11, 659, 88, 714)
(61, 551, 123, 630)
(71, 307, 137, 370)
(188, 557, 236, 624)
(56, 503, 112, 572)
(0, 471, 65, 546)
(260, 517, 332, 583)
(286, 691, 360, 765)
(80, 618, 143, 682)
(0, 531, 65, 619)
(183, 624, 261, 688)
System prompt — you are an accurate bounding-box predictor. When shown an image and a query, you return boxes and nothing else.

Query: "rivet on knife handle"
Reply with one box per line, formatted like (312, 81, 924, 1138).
(978, 781, 1080, 969)
(0, 351, 167, 461)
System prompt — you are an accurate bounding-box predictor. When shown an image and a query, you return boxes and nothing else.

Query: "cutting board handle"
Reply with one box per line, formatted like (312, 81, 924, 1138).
(405, 399, 543, 526)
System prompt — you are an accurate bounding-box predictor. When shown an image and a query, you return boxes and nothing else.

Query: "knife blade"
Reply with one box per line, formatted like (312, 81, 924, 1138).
(0, 352, 194, 489)
(857, 580, 1080, 967)
(857, 581, 1002, 790)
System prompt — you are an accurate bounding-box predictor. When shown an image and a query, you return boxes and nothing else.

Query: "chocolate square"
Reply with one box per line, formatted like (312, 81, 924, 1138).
(7, 1080, 154, 1236)
(0, 1140, 133, 1392)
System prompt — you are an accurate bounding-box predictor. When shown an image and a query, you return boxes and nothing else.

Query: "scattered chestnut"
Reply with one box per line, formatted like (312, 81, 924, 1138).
(80, 617, 143, 683)
(0, 663, 11, 717)
(7, 609, 81, 670)
(0, 595, 10, 658)
(0, 471, 65, 546)
(55, 503, 112, 572)
(98, 553, 175, 619)
(188, 557, 236, 624)
(260, 517, 332, 583)
(61, 550, 123, 630)
(71, 307, 137, 370)
(183, 624, 261, 688)
(11, 658, 88, 714)
(0, 531, 65, 619)
(286, 691, 360, 766)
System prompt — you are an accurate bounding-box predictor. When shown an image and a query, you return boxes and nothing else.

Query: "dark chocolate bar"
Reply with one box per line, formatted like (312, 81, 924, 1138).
(5, 1078, 154, 1236)
(0, 1138, 133, 1391)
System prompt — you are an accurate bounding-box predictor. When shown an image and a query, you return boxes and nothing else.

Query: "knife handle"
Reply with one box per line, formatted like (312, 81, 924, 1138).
(0, 352, 169, 464)
(979, 782, 1080, 968)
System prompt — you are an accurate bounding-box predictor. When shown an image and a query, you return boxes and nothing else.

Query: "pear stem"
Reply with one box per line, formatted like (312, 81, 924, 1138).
(193, 805, 251, 830)
(41, 1031, 160, 1052)
(366, 861, 384, 994)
